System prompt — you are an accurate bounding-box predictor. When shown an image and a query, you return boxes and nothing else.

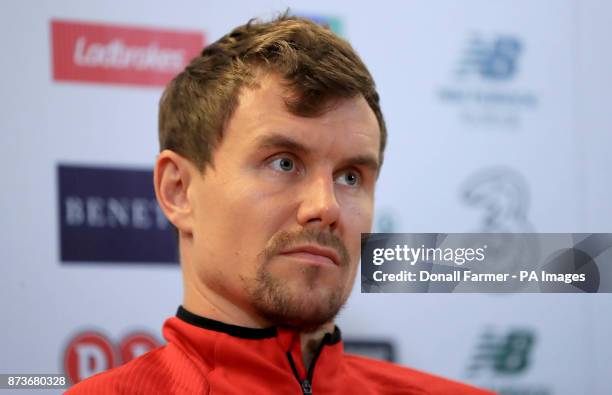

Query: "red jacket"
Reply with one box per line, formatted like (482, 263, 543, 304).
(67, 307, 495, 394)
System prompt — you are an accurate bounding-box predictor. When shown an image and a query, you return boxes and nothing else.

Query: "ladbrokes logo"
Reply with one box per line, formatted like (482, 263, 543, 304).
(51, 20, 205, 87)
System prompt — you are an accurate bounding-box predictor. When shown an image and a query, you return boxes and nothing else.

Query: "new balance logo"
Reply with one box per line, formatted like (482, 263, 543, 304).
(467, 329, 535, 376)
(457, 36, 523, 80)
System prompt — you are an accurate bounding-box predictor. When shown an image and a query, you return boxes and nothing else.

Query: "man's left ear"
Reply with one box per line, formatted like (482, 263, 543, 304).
(153, 150, 197, 236)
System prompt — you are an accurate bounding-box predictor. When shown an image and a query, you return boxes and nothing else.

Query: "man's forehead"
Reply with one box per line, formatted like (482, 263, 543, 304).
(232, 75, 381, 160)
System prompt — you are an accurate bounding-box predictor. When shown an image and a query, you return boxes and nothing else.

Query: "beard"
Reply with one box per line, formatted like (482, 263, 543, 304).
(248, 228, 353, 332)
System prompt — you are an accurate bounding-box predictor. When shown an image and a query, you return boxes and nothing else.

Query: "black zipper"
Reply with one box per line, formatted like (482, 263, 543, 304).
(286, 333, 331, 395)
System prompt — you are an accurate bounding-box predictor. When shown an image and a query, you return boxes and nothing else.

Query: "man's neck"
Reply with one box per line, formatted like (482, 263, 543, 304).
(183, 284, 335, 370)
(183, 270, 272, 328)
(182, 262, 337, 369)
(300, 322, 335, 370)
(185, 294, 334, 368)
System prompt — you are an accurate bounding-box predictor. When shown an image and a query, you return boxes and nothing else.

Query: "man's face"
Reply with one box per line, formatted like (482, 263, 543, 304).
(188, 74, 380, 330)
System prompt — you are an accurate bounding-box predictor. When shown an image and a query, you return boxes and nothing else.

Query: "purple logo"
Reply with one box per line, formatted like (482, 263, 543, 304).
(58, 164, 177, 264)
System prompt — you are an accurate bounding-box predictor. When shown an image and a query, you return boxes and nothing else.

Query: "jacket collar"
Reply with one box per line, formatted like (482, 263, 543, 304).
(176, 305, 341, 345)
(176, 305, 278, 339)
(166, 305, 345, 392)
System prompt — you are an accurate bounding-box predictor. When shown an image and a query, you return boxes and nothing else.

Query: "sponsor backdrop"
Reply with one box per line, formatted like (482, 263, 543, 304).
(1, 0, 611, 393)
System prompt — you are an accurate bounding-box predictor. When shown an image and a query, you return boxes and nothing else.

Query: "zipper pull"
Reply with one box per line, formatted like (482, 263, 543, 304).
(301, 379, 312, 395)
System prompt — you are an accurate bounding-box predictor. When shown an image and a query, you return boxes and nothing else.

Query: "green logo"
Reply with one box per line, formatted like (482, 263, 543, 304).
(468, 329, 536, 376)
(374, 208, 399, 233)
(296, 14, 343, 36)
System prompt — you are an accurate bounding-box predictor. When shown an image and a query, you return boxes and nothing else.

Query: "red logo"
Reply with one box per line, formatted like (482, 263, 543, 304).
(63, 330, 162, 384)
(51, 19, 205, 87)
(64, 332, 115, 384)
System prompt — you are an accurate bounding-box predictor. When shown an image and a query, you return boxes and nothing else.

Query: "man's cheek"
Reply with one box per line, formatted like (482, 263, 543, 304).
(339, 228, 360, 264)
(344, 214, 373, 244)
(344, 199, 373, 226)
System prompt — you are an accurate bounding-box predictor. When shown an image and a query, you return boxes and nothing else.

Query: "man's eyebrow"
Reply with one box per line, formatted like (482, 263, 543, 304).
(341, 154, 380, 174)
(254, 133, 380, 172)
(253, 134, 312, 155)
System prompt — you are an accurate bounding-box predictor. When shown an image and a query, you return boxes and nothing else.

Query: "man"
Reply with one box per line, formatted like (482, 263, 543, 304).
(68, 15, 494, 394)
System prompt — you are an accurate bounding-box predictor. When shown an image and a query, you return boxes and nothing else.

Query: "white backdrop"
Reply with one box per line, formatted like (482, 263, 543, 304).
(1, 0, 611, 394)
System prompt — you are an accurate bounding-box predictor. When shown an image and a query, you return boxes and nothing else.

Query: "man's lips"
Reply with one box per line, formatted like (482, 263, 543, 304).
(278, 245, 341, 266)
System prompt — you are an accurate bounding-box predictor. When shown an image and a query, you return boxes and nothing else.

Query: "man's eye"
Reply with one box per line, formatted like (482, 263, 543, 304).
(270, 157, 295, 172)
(336, 170, 361, 187)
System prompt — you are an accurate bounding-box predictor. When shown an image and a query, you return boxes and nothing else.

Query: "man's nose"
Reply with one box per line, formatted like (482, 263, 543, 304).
(296, 175, 340, 231)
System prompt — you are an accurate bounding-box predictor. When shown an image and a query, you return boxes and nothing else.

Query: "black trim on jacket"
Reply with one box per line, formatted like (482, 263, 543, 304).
(176, 305, 342, 344)
(177, 306, 277, 339)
